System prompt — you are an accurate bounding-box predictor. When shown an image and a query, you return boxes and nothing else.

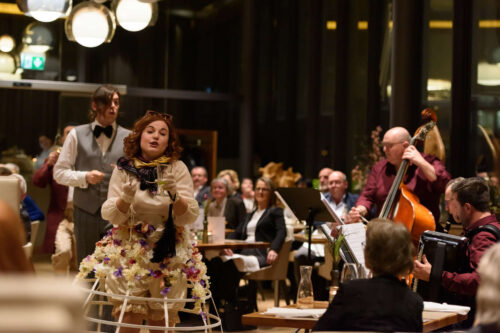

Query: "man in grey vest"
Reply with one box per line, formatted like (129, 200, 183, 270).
(54, 85, 130, 263)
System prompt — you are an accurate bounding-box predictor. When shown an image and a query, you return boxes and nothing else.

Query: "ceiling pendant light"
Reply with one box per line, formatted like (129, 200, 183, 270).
(16, 0, 72, 22)
(113, 0, 157, 32)
(65, 1, 116, 48)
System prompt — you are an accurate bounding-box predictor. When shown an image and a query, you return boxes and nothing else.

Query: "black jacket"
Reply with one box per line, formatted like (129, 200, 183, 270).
(224, 196, 247, 229)
(229, 206, 287, 267)
(313, 275, 423, 332)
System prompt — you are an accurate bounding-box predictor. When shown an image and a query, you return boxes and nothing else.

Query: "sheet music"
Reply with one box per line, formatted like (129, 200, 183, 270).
(320, 197, 344, 225)
(275, 190, 300, 222)
(340, 223, 367, 267)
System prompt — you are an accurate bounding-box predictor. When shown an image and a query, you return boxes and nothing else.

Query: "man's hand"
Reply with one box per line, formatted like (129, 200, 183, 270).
(267, 250, 278, 265)
(348, 206, 367, 223)
(413, 255, 432, 282)
(85, 170, 104, 184)
(403, 145, 426, 167)
(46, 151, 59, 166)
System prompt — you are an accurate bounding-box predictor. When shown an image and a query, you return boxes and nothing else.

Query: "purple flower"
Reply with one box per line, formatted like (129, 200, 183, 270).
(200, 311, 207, 321)
(106, 230, 113, 237)
(160, 287, 171, 295)
(120, 249, 126, 257)
(139, 239, 148, 248)
(200, 280, 206, 287)
(148, 269, 154, 276)
(159, 263, 166, 270)
(103, 257, 110, 264)
(113, 239, 122, 246)
(152, 270, 162, 278)
(113, 266, 123, 278)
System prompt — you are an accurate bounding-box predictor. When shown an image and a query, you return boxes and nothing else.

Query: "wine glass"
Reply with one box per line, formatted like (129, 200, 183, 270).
(155, 164, 172, 197)
(340, 263, 359, 283)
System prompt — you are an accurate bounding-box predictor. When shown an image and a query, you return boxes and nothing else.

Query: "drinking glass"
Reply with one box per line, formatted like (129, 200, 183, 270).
(155, 164, 172, 197)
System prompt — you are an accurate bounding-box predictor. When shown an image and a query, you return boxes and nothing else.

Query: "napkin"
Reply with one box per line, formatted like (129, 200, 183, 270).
(264, 307, 326, 318)
(424, 301, 471, 315)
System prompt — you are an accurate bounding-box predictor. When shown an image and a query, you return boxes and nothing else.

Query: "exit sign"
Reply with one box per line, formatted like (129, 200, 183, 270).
(20, 53, 46, 71)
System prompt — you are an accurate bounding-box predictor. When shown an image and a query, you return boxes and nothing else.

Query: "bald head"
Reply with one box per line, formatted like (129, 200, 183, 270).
(382, 127, 411, 167)
(384, 127, 411, 143)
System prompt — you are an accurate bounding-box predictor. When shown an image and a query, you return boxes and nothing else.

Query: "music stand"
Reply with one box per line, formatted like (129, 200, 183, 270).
(276, 188, 333, 260)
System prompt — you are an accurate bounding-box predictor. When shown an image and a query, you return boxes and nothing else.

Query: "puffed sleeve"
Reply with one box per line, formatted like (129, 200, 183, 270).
(172, 160, 199, 226)
(101, 168, 130, 226)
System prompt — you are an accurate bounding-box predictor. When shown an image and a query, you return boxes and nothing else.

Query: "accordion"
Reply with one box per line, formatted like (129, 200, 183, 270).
(414, 230, 468, 302)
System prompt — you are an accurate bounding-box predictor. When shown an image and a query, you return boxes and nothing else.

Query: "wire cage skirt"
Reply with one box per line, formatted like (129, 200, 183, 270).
(78, 278, 222, 332)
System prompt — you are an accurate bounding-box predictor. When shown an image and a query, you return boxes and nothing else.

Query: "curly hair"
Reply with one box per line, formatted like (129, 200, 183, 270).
(364, 219, 415, 277)
(123, 112, 182, 161)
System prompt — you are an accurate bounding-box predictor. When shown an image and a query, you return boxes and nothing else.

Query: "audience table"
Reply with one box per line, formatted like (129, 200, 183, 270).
(196, 240, 270, 251)
(242, 302, 467, 332)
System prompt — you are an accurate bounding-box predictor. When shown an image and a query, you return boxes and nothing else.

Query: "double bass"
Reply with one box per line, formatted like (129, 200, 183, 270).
(378, 109, 438, 247)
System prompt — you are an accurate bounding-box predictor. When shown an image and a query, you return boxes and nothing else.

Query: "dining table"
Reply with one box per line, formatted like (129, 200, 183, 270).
(241, 302, 468, 332)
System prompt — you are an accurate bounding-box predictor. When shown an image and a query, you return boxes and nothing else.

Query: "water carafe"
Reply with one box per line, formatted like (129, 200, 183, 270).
(296, 265, 314, 309)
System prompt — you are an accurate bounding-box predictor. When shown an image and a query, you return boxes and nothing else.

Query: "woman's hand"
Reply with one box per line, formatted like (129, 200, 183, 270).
(267, 250, 278, 265)
(162, 174, 177, 199)
(121, 177, 139, 204)
(220, 248, 233, 256)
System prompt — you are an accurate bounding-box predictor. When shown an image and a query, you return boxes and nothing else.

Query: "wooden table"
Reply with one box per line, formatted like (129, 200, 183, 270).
(196, 240, 270, 251)
(294, 234, 327, 244)
(242, 308, 467, 332)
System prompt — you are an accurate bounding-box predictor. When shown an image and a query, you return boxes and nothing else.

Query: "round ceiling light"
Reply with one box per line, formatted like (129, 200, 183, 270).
(17, 0, 71, 22)
(0, 35, 16, 53)
(65, 1, 116, 48)
(114, 0, 156, 32)
(22, 22, 54, 53)
(0, 52, 17, 74)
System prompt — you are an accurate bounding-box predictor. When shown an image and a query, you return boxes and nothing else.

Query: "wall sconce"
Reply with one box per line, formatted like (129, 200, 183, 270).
(0, 52, 17, 74)
(0, 35, 16, 53)
(65, 1, 116, 48)
(22, 22, 54, 53)
(16, 0, 72, 22)
(113, 0, 157, 32)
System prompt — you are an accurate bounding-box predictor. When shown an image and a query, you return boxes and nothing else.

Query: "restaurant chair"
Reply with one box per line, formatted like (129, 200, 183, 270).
(30, 220, 40, 246)
(244, 240, 292, 308)
(318, 243, 333, 280)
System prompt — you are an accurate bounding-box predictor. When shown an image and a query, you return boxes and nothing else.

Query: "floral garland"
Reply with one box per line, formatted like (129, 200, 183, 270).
(78, 224, 211, 315)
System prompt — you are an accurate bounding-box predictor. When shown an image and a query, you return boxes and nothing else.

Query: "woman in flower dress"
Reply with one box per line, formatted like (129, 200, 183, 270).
(78, 111, 209, 332)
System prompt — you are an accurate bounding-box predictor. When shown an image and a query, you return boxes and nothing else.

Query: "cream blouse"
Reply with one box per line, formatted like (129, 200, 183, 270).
(102, 160, 199, 228)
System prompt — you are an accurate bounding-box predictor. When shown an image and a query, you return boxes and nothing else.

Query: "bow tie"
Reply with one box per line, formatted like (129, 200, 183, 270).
(93, 125, 113, 138)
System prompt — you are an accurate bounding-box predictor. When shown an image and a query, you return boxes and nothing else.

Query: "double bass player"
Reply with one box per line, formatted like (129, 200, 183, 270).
(348, 127, 451, 231)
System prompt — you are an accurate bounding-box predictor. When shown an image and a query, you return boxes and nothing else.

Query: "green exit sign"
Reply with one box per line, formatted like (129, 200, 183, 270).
(20, 53, 46, 71)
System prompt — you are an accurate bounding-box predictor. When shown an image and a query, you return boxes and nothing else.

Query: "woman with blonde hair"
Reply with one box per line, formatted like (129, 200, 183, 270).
(314, 219, 423, 332)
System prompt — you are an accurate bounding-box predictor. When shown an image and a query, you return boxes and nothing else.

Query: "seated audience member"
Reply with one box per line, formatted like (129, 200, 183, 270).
(318, 168, 334, 196)
(207, 177, 286, 306)
(217, 169, 241, 198)
(0, 166, 31, 242)
(469, 243, 500, 333)
(207, 177, 246, 229)
(413, 177, 500, 328)
(241, 177, 255, 213)
(191, 166, 210, 206)
(0, 200, 33, 272)
(314, 220, 423, 332)
(35, 134, 55, 170)
(294, 171, 358, 299)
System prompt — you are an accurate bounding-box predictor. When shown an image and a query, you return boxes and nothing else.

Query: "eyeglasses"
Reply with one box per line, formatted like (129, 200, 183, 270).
(255, 187, 270, 192)
(146, 110, 173, 121)
(380, 141, 403, 149)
